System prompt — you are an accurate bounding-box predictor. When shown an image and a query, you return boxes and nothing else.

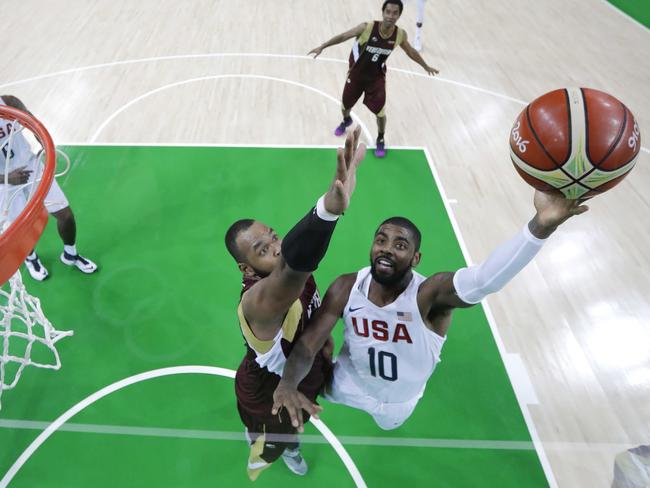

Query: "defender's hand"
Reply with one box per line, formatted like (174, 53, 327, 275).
(6, 167, 32, 185)
(272, 382, 322, 433)
(530, 190, 589, 238)
(308, 46, 324, 58)
(323, 126, 366, 215)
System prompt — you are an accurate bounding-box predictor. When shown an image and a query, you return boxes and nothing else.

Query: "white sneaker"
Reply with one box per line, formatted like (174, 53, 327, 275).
(60, 252, 98, 274)
(24, 254, 49, 281)
(281, 448, 308, 476)
(414, 29, 422, 51)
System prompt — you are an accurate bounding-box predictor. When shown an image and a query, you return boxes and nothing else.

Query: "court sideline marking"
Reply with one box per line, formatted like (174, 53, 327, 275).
(0, 366, 367, 488)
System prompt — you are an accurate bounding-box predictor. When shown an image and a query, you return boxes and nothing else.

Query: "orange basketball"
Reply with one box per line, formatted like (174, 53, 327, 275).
(509, 88, 641, 199)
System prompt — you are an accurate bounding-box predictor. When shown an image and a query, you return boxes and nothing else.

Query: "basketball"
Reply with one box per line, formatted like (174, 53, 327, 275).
(509, 88, 641, 199)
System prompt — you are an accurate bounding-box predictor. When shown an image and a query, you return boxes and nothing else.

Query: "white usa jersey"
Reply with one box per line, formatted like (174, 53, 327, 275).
(336, 267, 446, 403)
(0, 98, 36, 174)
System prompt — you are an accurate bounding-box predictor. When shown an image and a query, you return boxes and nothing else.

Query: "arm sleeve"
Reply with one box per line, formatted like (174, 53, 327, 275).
(280, 195, 339, 272)
(452, 224, 546, 304)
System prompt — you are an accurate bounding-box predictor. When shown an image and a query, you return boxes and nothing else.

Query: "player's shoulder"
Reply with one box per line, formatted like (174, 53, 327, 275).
(324, 273, 357, 302)
(330, 273, 357, 292)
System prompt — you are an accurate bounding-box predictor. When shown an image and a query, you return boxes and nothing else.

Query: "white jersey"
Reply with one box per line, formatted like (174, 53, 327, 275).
(335, 266, 446, 403)
(0, 98, 36, 174)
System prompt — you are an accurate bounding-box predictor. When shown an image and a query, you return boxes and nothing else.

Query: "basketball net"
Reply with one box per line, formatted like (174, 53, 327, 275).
(0, 107, 73, 410)
(0, 270, 73, 409)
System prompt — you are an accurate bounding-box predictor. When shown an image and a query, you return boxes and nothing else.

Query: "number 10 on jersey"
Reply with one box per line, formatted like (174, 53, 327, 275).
(368, 347, 398, 381)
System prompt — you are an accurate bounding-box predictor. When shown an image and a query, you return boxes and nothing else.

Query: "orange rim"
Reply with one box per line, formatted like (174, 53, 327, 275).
(0, 106, 55, 285)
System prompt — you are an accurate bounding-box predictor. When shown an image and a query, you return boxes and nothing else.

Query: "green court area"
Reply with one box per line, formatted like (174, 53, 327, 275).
(0, 146, 549, 487)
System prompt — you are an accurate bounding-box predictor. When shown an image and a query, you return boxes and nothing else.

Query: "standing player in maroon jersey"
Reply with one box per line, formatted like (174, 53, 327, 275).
(224, 128, 366, 480)
(308, 0, 439, 157)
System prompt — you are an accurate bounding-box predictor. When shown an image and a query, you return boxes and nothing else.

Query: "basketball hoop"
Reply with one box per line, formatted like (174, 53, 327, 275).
(0, 105, 55, 285)
(1, 105, 72, 410)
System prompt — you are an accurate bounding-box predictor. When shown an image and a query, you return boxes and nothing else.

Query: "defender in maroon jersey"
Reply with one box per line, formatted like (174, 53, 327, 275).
(309, 0, 439, 157)
(224, 128, 366, 480)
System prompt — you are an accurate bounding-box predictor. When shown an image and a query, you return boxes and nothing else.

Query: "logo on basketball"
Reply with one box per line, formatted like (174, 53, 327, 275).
(628, 121, 640, 151)
(511, 121, 529, 153)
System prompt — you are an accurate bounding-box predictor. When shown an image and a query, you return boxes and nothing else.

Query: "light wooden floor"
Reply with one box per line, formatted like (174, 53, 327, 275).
(2, 1, 648, 486)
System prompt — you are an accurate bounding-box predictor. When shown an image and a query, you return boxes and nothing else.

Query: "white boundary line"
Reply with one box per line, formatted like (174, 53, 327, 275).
(422, 147, 559, 488)
(0, 366, 367, 488)
(0, 418, 539, 450)
(88, 74, 373, 145)
(1, 51, 647, 154)
(0, 53, 526, 106)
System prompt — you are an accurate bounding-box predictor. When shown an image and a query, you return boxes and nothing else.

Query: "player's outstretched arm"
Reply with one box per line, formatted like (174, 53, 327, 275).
(417, 191, 588, 318)
(308, 23, 367, 58)
(399, 33, 439, 76)
(242, 129, 366, 329)
(272, 274, 355, 432)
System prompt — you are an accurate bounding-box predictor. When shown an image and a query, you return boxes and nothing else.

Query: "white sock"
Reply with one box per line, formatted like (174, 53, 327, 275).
(26, 252, 37, 260)
(64, 244, 77, 256)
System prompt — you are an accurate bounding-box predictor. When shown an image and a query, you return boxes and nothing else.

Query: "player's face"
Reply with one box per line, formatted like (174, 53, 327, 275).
(382, 4, 402, 25)
(236, 221, 282, 277)
(370, 224, 420, 286)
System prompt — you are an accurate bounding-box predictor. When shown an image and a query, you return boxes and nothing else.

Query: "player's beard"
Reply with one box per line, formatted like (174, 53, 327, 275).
(370, 259, 411, 287)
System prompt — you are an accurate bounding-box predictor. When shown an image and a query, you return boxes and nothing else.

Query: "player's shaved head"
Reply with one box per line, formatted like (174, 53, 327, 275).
(225, 219, 255, 263)
(382, 0, 404, 14)
(375, 216, 421, 251)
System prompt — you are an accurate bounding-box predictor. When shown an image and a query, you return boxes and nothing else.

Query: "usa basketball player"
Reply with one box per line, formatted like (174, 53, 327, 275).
(273, 191, 587, 431)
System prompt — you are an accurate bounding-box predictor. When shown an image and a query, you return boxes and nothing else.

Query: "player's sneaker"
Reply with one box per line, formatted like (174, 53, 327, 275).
(281, 447, 308, 476)
(60, 252, 98, 274)
(375, 139, 386, 158)
(334, 117, 353, 136)
(24, 254, 49, 281)
(414, 28, 423, 52)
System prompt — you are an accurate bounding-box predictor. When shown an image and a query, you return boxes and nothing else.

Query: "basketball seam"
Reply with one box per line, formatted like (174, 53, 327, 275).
(593, 101, 628, 168)
(564, 89, 572, 164)
(525, 105, 561, 169)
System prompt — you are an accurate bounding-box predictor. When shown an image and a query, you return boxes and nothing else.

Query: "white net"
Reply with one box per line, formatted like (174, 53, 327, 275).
(0, 270, 73, 409)
(1, 108, 73, 410)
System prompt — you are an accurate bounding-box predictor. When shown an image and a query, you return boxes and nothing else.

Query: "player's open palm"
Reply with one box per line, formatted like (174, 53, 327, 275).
(533, 190, 589, 228)
(272, 383, 322, 433)
(324, 126, 366, 215)
(308, 46, 323, 58)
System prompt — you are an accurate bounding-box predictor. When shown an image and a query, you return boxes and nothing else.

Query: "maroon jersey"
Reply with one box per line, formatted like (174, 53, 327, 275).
(348, 21, 405, 79)
(234, 275, 331, 425)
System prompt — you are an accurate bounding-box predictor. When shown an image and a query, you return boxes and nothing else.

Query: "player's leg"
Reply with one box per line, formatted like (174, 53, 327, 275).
(240, 407, 307, 480)
(4, 185, 48, 280)
(371, 394, 421, 430)
(362, 77, 388, 157)
(336, 75, 363, 136)
(376, 112, 387, 157)
(43, 179, 98, 274)
(415, 0, 426, 51)
(324, 362, 381, 414)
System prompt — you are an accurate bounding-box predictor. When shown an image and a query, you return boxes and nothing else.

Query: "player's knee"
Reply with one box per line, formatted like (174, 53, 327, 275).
(52, 205, 73, 221)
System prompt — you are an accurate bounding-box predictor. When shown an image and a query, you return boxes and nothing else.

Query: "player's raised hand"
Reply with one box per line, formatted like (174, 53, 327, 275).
(6, 167, 32, 185)
(308, 46, 324, 58)
(529, 190, 589, 238)
(272, 382, 323, 433)
(323, 126, 367, 215)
